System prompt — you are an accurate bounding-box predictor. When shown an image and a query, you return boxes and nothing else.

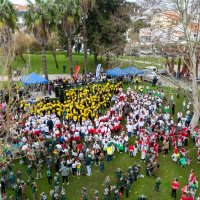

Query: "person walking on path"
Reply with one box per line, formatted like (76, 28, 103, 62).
(171, 178, 180, 199)
(59, 163, 69, 185)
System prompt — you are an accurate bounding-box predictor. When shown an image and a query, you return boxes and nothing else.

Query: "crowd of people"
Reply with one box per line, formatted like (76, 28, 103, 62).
(180, 170, 199, 200)
(0, 80, 199, 199)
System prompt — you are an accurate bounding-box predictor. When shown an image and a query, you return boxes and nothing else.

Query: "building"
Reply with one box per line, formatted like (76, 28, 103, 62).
(188, 23, 200, 41)
(139, 27, 152, 45)
(139, 10, 199, 46)
(151, 11, 180, 30)
(13, 4, 27, 28)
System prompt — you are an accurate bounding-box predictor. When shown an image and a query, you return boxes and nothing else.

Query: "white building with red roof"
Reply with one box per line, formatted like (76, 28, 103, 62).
(13, 4, 27, 28)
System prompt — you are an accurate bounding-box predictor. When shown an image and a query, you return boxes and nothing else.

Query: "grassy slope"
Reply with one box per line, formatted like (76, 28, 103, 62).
(115, 55, 179, 70)
(5, 82, 200, 200)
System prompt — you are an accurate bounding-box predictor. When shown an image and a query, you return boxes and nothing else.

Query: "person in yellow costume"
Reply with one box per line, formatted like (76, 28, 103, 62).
(107, 145, 113, 162)
(20, 82, 120, 120)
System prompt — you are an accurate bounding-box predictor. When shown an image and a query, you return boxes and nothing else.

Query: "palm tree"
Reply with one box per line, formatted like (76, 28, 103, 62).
(0, 0, 16, 88)
(79, 0, 95, 73)
(0, 0, 16, 48)
(0, 0, 17, 141)
(24, 0, 56, 80)
(57, 0, 80, 75)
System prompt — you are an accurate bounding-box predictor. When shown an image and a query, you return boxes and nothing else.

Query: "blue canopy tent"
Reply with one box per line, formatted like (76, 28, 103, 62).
(122, 66, 144, 76)
(106, 67, 125, 77)
(20, 72, 48, 86)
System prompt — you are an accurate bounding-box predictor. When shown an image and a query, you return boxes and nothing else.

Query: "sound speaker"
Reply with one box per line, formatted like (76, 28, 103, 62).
(54, 84, 59, 98)
(59, 88, 65, 103)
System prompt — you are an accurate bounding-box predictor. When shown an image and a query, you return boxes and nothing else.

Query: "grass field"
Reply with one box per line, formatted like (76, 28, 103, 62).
(13, 53, 168, 75)
(5, 82, 200, 200)
(13, 53, 103, 74)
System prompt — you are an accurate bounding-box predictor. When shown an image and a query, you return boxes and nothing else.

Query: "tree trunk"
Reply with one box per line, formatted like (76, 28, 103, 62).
(20, 54, 26, 64)
(41, 45, 48, 80)
(191, 110, 200, 130)
(5, 64, 12, 143)
(105, 54, 110, 69)
(165, 57, 170, 72)
(196, 55, 199, 78)
(170, 57, 175, 73)
(52, 50, 59, 69)
(190, 53, 200, 129)
(181, 57, 187, 75)
(94, 50, 98, 66)
(185, 57, 190, 76)
(177, 57, 181, 73)
(82, 18, 88, 73)
(67, 34, 73, 76)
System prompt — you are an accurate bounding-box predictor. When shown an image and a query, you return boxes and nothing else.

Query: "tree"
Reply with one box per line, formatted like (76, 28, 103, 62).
(57, 0, 80, 74)
(13, 32, 32, 64)
(79, 0, 95, 73)
(86, 0, 131, 67)
(0, 0, 17, 142)
(138, 0, 200, 129)
(24, 0, 56, 80)
(48, 32, 59, 68)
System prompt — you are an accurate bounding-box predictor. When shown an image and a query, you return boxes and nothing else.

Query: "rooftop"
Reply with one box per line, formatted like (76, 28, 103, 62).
(13, 4, 28, 12)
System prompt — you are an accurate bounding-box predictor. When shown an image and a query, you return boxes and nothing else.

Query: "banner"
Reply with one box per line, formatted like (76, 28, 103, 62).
(74, 65, 80, 80)
(96, 64, 101, 79)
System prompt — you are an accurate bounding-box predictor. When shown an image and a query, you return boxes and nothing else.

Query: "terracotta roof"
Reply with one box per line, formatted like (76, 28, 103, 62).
(13, 4, 28, 12)
(188, 23, 200, 33)
(173, 31, 184, 37)
(163, 11, 180, 20)
(140, 28, 151, 36)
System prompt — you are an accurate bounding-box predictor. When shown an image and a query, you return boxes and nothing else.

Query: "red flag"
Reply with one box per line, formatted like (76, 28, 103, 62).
(74, 65, 80, 81)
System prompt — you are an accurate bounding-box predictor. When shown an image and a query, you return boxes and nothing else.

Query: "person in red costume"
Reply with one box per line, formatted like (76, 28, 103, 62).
(171, 177, 180, 199)
(188, 169, 195, 186)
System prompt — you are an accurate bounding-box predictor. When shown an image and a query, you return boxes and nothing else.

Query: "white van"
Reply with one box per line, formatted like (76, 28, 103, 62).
(144, 66, 158, 72)
(142, 69, 159, 82)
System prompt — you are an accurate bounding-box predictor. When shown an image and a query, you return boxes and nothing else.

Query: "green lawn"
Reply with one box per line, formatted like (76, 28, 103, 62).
(13, 53, 103, 74)
(4, 82, 200, 200)
(13, 54, 168, 75)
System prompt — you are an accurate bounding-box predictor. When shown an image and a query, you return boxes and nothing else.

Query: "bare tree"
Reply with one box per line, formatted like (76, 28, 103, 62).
(48, 32, 59, 69)
(0, 25, 16, 142)
(138, 0, 200, 129)
(13, 31, 32, 64)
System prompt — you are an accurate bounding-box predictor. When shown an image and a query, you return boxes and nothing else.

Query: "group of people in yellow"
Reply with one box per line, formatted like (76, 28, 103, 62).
(20, 82, 121, 122)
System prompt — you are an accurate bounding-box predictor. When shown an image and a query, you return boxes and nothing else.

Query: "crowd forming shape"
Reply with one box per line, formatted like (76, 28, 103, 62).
(0, 82, 200, 199)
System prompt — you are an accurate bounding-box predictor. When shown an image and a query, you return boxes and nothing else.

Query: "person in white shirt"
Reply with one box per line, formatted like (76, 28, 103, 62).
(126, 123, 133, 138)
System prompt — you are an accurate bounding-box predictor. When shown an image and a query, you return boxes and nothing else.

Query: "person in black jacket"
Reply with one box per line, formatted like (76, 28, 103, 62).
(47, 118, 53, 131)
(172, 103, 176, 115)
(1, 177, 6, 194)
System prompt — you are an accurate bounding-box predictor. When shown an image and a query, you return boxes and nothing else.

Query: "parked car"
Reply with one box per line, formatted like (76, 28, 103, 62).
(131, 53, 140, 57)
